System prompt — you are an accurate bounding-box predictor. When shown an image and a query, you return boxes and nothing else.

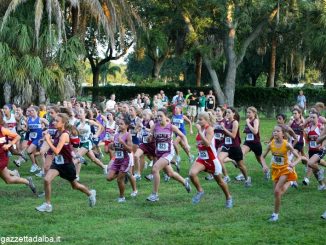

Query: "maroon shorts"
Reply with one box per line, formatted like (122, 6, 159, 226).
(0, 159, 8, 171)
(139, 142, 156, 157)
(109, 159, 130, 173)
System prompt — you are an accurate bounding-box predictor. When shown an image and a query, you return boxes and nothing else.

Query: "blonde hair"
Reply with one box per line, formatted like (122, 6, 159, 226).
(198, 111, 216, 126)
(247, 106, 258, 120)
(315, 102, 325, 112)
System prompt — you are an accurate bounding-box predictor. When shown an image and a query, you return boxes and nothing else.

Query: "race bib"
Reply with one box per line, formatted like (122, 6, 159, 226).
(48, 129, 56, 136)
(55, 155, 64, 165)
(309, 141, 317, 148)
(157, 142, 169, 152)
(115, 151, 124, 159)
(199, 150, 209, 160)
(272, 156, 284, 165)
(209, 100, 214, 104)
(0, 137, 6, 144)
(130, 129, 136, 137)
(225, 137, 232, 145)
(30, 132, 37, 139)
(80, 135, 88, 142)
(214, 133, 222, 140)
(246, 133, 254, 141)
(143, 136, 148, 143)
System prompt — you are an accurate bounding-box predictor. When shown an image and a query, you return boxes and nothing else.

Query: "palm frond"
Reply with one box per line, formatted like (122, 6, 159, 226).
(0, 0, 28, 31)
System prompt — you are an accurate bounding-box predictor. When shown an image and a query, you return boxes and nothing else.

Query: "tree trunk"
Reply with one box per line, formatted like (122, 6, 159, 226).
(203, 57, 225, 106)
(195, 52, 202, 87)
(3, 81, 11, 104)
(224, 62, 237, 107)
(71, 6, 79, 36)
(38, 85, 46, 104)
(267, 34, 277, 87)
(152, 59, 164, 78)
(92, 68, 100, 102)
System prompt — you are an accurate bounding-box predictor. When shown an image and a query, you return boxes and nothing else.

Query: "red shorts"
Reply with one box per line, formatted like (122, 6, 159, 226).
(196, 157, 222, 176)
(0, 159, 8, 171)
(104, 140, 112, 146)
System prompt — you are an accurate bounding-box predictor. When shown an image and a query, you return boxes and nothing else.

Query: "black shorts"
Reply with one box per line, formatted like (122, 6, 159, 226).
(243, 141, 262, 157)
(309, 149, 326, 162)
(294, 142, 304, 152)
(221, 146, 243, 162)
(50, 163, 77, 182)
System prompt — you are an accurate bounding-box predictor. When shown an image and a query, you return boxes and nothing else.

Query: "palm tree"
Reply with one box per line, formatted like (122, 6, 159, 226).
(99, 63, 122, 85)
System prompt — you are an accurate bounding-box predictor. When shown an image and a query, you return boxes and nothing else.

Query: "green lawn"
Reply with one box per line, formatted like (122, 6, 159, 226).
(1, 119, 325, 245)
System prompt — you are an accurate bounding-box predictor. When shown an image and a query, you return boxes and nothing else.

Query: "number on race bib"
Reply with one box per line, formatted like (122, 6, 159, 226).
(157, 143, 169, 152)
(115, 151, 124, 159)
(214, 133, 222, 140)
(30, 132, 37, 139)
(309, 141, 317, 148)
(55, 155, 64, 165)
(199, 151, 209, 160)
(273, 156, 284, 165)
(246, 133, 254, 141)
(225, 137, 232, 145)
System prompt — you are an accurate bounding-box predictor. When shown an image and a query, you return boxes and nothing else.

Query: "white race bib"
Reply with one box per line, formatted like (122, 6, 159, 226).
(309, 141, 317, 148)
(214, 133, 222, 140)
(225, 137, 232, 145)
(199, 150, 209, 160)
(209, 100, 214, 104)
(272, 156, 284, 165)
(0, 137, 6, 144)
(55, 155, 64, 165)
(30, 132, 37, 139)
(143, 136, 148, 143)
(157, 142, 169, 152)
(246, 133, 254, 141)
(115, 151, 124, 159)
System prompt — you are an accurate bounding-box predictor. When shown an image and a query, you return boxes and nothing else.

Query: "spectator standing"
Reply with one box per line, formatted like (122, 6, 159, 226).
(105, 94, 116, 113)
(160, 90, 169, 107)
(297, 90, 306, 113)
(206, 90, 216, 110)
(187, 91, 198, 123)
(198, 91, 206, 113)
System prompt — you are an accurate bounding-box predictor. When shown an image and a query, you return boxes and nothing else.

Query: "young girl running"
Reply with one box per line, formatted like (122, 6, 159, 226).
(239, 107, 269, 180)
(219, 107, 252, 187)
(36, 113, 96, 212)
(189, 111, 233, 208)
(146, 108, 191, 202)
(106, 117, 137, 202)
(103, 112, 116, 161)
(262, 125, 301, 222)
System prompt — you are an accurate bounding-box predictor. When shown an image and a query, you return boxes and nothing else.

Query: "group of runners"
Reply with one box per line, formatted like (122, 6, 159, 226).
(0, 93, 325, 222)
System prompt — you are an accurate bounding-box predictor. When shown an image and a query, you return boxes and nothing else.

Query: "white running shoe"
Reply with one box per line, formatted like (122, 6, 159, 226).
(184, 177, 191, 193)
(88, 189, 96, 207)
(244, 177, 252, 187)
(235, 174, 245, 181)
(35, 171, 45, 178)
(302, 177, 310, 186)
(321, 211, 326, 219)
(36, 203, 53, 212)
(192, 191, 204, 204)
(76, 176, 80, 182)
(290, 181, 298, 189)
(30, 164, 41, 173)
(27, 177, 36, 194)
(103, 165, 108, 175)
(317, 184, 326, 191)
(268, 213, 279, 222)
(130, 190, 138, 197)
(223, 176, 231, 183)
(146, 193, 159, 202)
(188, 154, 195, 165)
(145, 174, 153, 181)
(14, 159, 21, 167)
(264, 170, 271, 180)
(12, 169, 20, 178)
(176, 155, 181, 165)
(148, 160, 153, 167)
(134, 173, 142, 181)
(205, 174, 214, 181)
(164, 174, 170, 182)
(225, 197, 233, 208)
(117, 197, 126, 203)
(317, 168, 324, 181)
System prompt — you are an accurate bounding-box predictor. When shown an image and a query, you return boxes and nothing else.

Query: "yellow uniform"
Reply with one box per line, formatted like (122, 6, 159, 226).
(270, 139, 297, 182)
(39, 110, 46, 118)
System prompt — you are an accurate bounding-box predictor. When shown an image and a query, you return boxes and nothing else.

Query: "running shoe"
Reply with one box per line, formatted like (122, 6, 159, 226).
(302, 177, 310, 186)
(235, 173, 245, 181)
(130, 190, 138, 197)
(30, 164, 41, 173)
(223, 176, 231, 183)
(35, 171, 45, 178)
(268, 213, 279, 222)
(184, 177, 191, 193)
(264, 170, 271, 180)
(14, 159, 21, 168)
(317, 168, 324, 181)
(244, 177, 252, 187)
(290, 181, 298, 189)
(164, 174, 170, 182)
(176, 155, 181, 165)
(117, 197, 126, 203)
(134, 173, 142, 181)
(318, 184, 326, 191)
(88, 189, 96, 207)
(192, 191, 204, 204)
(321, 211, 326, 219)
(188, 154, 195, 165)
(103, 165, 108, 175)
(146, 193, 159, 202)
(12, 169, 20, 178)
(27, 177, 36, 194)
(145, 174, 153, 181)
(205, 174, 214, 181)
(38, 192, 45, 198)
(36, 203, 53, 213)
(225, 197, 233, 208)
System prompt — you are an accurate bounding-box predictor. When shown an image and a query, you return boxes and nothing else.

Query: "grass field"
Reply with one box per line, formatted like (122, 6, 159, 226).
(0, 119, 325, 245)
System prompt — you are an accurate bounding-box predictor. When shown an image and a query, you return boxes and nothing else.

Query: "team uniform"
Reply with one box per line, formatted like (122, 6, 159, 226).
(49, 130, 76, 182)
(270, 139, 297, 182)
(103, 121, 116, 146)
(206, 96, 214, 110)
(196, 125, 222, 176)
(139, 120, 156, 157)
(27, 117, 43, 148)
(306, 124, 326, 161)
(3, 113, 17, 134)
(214, 119, 225, 150)
(243, 119, 262, 157)
(129, 117, 140, 145)
(46, 120, 58, 156)
(154, 123, 175, 163)
(0, 126, 10, 171)
(172, 114, 186, 136)
(221, 120, 243, 161)
(77, 121, 93, 151)
(109, 132, 132, 173)
(290, 120, 305, 152)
